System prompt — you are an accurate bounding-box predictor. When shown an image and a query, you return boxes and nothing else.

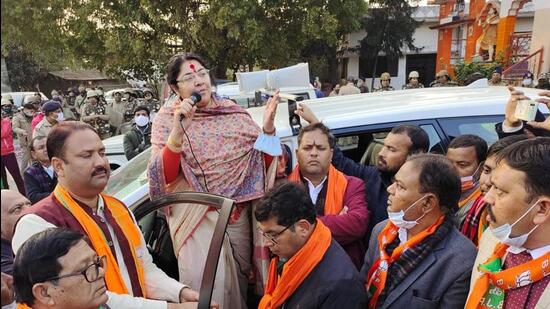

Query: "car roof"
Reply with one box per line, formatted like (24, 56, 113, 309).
(246, 86, 547, 138)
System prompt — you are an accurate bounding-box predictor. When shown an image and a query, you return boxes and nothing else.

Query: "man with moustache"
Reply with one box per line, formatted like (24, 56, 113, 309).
(296, 104, 430, 240)
(12, 121, 207, 309)
(460, 135, 527, 245)
(466, 138, 550, 308)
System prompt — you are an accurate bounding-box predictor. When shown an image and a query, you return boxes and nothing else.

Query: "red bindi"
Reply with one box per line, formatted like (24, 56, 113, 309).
(189, 63, 196, 73)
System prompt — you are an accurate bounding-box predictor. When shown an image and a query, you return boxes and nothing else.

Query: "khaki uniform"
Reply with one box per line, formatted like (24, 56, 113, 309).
(11, 112, 33, 171)
(488, 80, 507, 86)
(107, 101, 126, 135)
(373, 86, 395, 92)
(82, 102, 111, 139)
(33, 118, 54, 139)
(402, 83, 424, 89)
(74, 95, 87, 118)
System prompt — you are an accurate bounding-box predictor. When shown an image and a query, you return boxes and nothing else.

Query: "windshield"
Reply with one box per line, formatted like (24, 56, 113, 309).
(104, 147, 152, 200)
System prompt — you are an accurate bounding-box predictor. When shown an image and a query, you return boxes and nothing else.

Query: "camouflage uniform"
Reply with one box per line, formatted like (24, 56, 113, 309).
(402, 83, 424, 89)
(82, 102, 111, 139)
(373, 86, 395, 92)
(122, 98, 140, 123)
(141, 99, 161, 114)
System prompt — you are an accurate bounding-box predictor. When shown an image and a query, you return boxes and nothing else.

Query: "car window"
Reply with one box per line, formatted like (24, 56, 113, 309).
(438, 115, 502, 146)
(104, 147, 152, 200)
(420, 124, 444, 154)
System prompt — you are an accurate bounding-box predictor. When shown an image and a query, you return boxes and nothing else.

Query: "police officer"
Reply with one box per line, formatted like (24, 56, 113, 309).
(488, 67, 507, 86)
(402, 71, 424, 89)
(141, 89, 161, 114)
(74, 85, 88, 119)
(122, 88, 140, 123)
(430, 70, 458, 87)
(81, 90, 111, 139)
(373, 72, 395, 92)
(536, 72, 550, 90)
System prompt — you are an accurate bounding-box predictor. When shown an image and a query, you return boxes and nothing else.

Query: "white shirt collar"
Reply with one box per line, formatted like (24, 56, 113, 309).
(398, 227, 408, 244)
(506, 244, 550, 259)
(302, 176, 327, 205)
(42, 164, 54, 178)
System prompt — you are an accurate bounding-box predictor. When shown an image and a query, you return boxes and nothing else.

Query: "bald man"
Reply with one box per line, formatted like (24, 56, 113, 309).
(1, 190, 31, 275)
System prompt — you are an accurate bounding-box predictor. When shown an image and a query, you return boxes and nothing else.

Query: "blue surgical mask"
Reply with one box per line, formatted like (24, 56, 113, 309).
(387, 194, 430, 229)
(490, 199, 541, 249)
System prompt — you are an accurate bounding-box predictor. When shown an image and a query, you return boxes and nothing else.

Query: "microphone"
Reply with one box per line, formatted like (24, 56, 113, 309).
(180, 91, 202, 121)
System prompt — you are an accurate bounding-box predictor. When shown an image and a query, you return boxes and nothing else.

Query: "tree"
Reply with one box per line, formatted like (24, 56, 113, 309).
(359, 0, 420, 89)
(3, 45, 48, 91)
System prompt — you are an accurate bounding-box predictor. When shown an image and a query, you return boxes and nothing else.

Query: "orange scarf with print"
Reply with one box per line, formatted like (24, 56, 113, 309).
(465, 242, 550, 309)
(288, 165, 348, 215)
(53, 185, 146, 296)
(259, 219, 332, 309)
(365, 215, 446, 308)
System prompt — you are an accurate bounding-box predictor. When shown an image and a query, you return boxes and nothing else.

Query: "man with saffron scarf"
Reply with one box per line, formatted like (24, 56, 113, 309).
(12, 122, 206, 309)
(446, 134, 488, 227)
(288, 122, 369, 268)
(466, 138, 550, 309)
(461, 135, 528, 246)
(256, 182, 366, 309)
(361, 154, 476, 308)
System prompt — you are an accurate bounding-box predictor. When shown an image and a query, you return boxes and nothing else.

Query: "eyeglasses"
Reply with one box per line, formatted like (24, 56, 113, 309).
(44, 255, 107, 283)
(177, 69, 210, 84)
(257, 224, 294, 245)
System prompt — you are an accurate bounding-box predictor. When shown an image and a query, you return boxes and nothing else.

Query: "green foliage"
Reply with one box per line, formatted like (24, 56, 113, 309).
(454, 60, 503, 85)
(3, 45, 48, 91)
(359, 0, 420, 88)
(2, 0, 366, 83)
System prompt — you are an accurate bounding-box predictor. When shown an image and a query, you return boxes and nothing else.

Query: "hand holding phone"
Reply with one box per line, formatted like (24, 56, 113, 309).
(514, 99, 538, 121)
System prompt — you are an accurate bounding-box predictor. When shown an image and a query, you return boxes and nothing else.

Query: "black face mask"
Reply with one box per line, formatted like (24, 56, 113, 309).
(2, 106, 12, 113)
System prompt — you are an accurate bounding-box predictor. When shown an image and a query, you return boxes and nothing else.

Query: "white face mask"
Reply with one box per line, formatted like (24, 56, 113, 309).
(460, 163, 481, 190)
(490, 199, 541, 249)
(388, 194, 430, 229)
(55, 112, 65, 122)
(522, 78, 532, 86)
(134, 115, 149, 127)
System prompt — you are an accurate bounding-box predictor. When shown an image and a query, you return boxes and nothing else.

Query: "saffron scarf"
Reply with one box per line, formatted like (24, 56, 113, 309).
(53, 185, 146, 296)
(259, 219, 332, 309)
(459, 186, 482, 209)
(465, 243, 550, 309)
(365, 215, 446, 308)
(288, 165, 348, 215)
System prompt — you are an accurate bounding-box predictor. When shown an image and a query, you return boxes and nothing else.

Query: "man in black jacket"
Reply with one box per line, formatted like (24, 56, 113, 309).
(23, 136, 57, 204)
(296, 105, 429, 241)
(123, 106, 152, 160)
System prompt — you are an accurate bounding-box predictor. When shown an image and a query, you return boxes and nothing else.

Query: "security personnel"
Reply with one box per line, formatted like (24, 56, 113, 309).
(122, 88, 140, 123)
(430, 70, 458, 87)
(402, 71, 425, 89)
(373, 72, 395, 92)
(141, 89, 161, 114)
(81, 90, 111, 139)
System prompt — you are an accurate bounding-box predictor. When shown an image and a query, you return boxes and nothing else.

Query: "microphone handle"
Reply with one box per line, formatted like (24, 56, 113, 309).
(179, 97, 197, 121)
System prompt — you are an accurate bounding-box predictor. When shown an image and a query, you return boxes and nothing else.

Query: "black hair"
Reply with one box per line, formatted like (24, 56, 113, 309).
(47, 121, 97, 161)
(255, 182, 317, 226)
(133, 105, 150, 116)
(391, 125, 430, 154)
(449, 134, 488, 163)
(496, 137, 550, 200)
(407, 153, 461, 215)
(166, 52, 210, 86)
(297, 122, 336, 149)
(486, 134, 528, 158)
(13, 228, 86, 306)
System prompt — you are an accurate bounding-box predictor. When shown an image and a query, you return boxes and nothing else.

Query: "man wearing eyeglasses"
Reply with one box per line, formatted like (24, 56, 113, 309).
(255, 182, 366, 309)
(288, 122, 369, 269)
(12, 122, 210, 309)
(13, 228, 110, 309)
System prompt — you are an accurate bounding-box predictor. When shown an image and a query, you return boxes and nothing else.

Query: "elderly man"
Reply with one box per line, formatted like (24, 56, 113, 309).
(256, 182, 366, 308)
(288, 122, 369, 268)
(1, 190, 31, 275)
(33, 101, 64, 139)
(23, 136, 57, 204)
(13, 228, 109, 309)
(361, 154, 477, 308)
(338, 76, 361, 96)
(466, 138, 550, 308)
(446, 134, 488, 228)
(12, 121, 205, 309)
(11, 103, 36, 172)
(297, 104, 429, 242)
(81, 90, 111, 140)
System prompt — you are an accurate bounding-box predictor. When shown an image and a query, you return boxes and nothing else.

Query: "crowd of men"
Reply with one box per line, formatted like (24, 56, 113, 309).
(322, 68, 550, 97)
(1, 76, 550, 309)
